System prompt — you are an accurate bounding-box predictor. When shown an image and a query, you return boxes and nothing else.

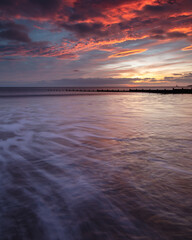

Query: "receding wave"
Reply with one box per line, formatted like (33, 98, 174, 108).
(0, 94, 192, 240)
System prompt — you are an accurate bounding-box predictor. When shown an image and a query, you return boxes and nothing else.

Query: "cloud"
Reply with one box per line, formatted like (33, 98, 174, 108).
(0, 41, 51, 57)
(182, 45, 192, 50)
(68, 0, 138, 22)
(2, 71, 191, 87)
(150, 30, 189, 40)
(0, 1, 191, 44)
(0, 21, 28, 32)
(167, 31, 188, 38)
(143, 4, 169, 14)
(108, 49, 147, 58)
(0, 0, 192, 85)
(0, 20, 31, 42)
(0, 0, 63, 19)
(162, 72, 192, 85)
(150, 34, 166, 40)
(0, 29, 31, 42)
(61, 22, 105, 38)
(29, 0, 61, 10)
(151, 29, 165, 34)
(20, 77, 142, 87)
(57, 53, 79, 60)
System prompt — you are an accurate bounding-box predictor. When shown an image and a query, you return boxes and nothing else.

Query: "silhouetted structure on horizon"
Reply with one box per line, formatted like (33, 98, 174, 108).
(0, 87, 191, 97)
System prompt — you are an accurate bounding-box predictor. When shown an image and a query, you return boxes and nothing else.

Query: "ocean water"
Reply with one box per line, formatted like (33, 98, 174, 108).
(0, 93, 191, 240)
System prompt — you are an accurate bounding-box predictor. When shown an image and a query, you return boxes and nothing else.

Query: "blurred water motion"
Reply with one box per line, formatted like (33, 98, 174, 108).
(0, 93, 192, 240)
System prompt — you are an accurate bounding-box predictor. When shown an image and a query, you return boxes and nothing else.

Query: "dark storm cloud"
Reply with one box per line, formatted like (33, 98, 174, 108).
(0, 0, 191, 21)
(150, 28, 166, 39)
(0, 40, 80, 60)
(28, 0, 61, 9)
(143, 4, 169, 14)
(151, 29, 165, 34)
(0, 1, 191, 36)
(61, 22, 105, 38)
(150, 31, 188, 40)
(0, 0, 62, 18)
(118, 17, 157, 30)
(27, 0, 62, 15)
(136, 0, 192, 20)
(68, 0, 137, 21)
(0, 29, 31, 42)
(0, 21, 28, 32)
(150, 34, 166, 39)
(0, 41, 51, 57)
(0, 21, 31, 42)
(167, 31, 188, 38)
(0, 0, 14, 6)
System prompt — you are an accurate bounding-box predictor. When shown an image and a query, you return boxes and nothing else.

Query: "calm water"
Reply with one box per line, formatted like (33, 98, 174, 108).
(0, 93, 192, 240)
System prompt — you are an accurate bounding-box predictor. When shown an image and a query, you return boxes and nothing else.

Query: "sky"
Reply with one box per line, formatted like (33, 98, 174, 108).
(0, 0, 192, 87)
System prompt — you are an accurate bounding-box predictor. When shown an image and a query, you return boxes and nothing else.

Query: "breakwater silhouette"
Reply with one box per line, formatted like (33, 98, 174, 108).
(0, 87, 191, 97)
(97, 88, 192, 94)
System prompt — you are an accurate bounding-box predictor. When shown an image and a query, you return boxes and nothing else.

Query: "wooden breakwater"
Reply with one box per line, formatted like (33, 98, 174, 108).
(63, 88, 192, 94)
(96, 88, 192, 94)
(0, 87, 191, 96)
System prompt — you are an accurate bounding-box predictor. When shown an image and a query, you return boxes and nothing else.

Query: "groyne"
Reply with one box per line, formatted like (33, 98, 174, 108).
(96, 88, 192, 94)
(0, 87, 191, 97)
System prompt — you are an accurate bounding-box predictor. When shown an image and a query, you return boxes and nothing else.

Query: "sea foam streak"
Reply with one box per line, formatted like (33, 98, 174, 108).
(0, 94, 192, 240)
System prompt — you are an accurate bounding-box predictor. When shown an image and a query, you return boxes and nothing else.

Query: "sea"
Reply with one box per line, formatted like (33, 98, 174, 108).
(0, 92, 191, 240)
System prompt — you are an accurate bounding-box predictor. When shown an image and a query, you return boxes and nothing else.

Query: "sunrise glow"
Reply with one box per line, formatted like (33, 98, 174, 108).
(0, 0, 192, 86)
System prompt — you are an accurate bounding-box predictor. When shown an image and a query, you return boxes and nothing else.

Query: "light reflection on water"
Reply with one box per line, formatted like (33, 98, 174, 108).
(0, 93, 192, 240)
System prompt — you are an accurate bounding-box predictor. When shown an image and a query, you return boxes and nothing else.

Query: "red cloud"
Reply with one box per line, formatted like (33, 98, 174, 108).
(108, 49, 147, 58)
(182, 45, 192, 50)
(0, 0, 192, 60)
